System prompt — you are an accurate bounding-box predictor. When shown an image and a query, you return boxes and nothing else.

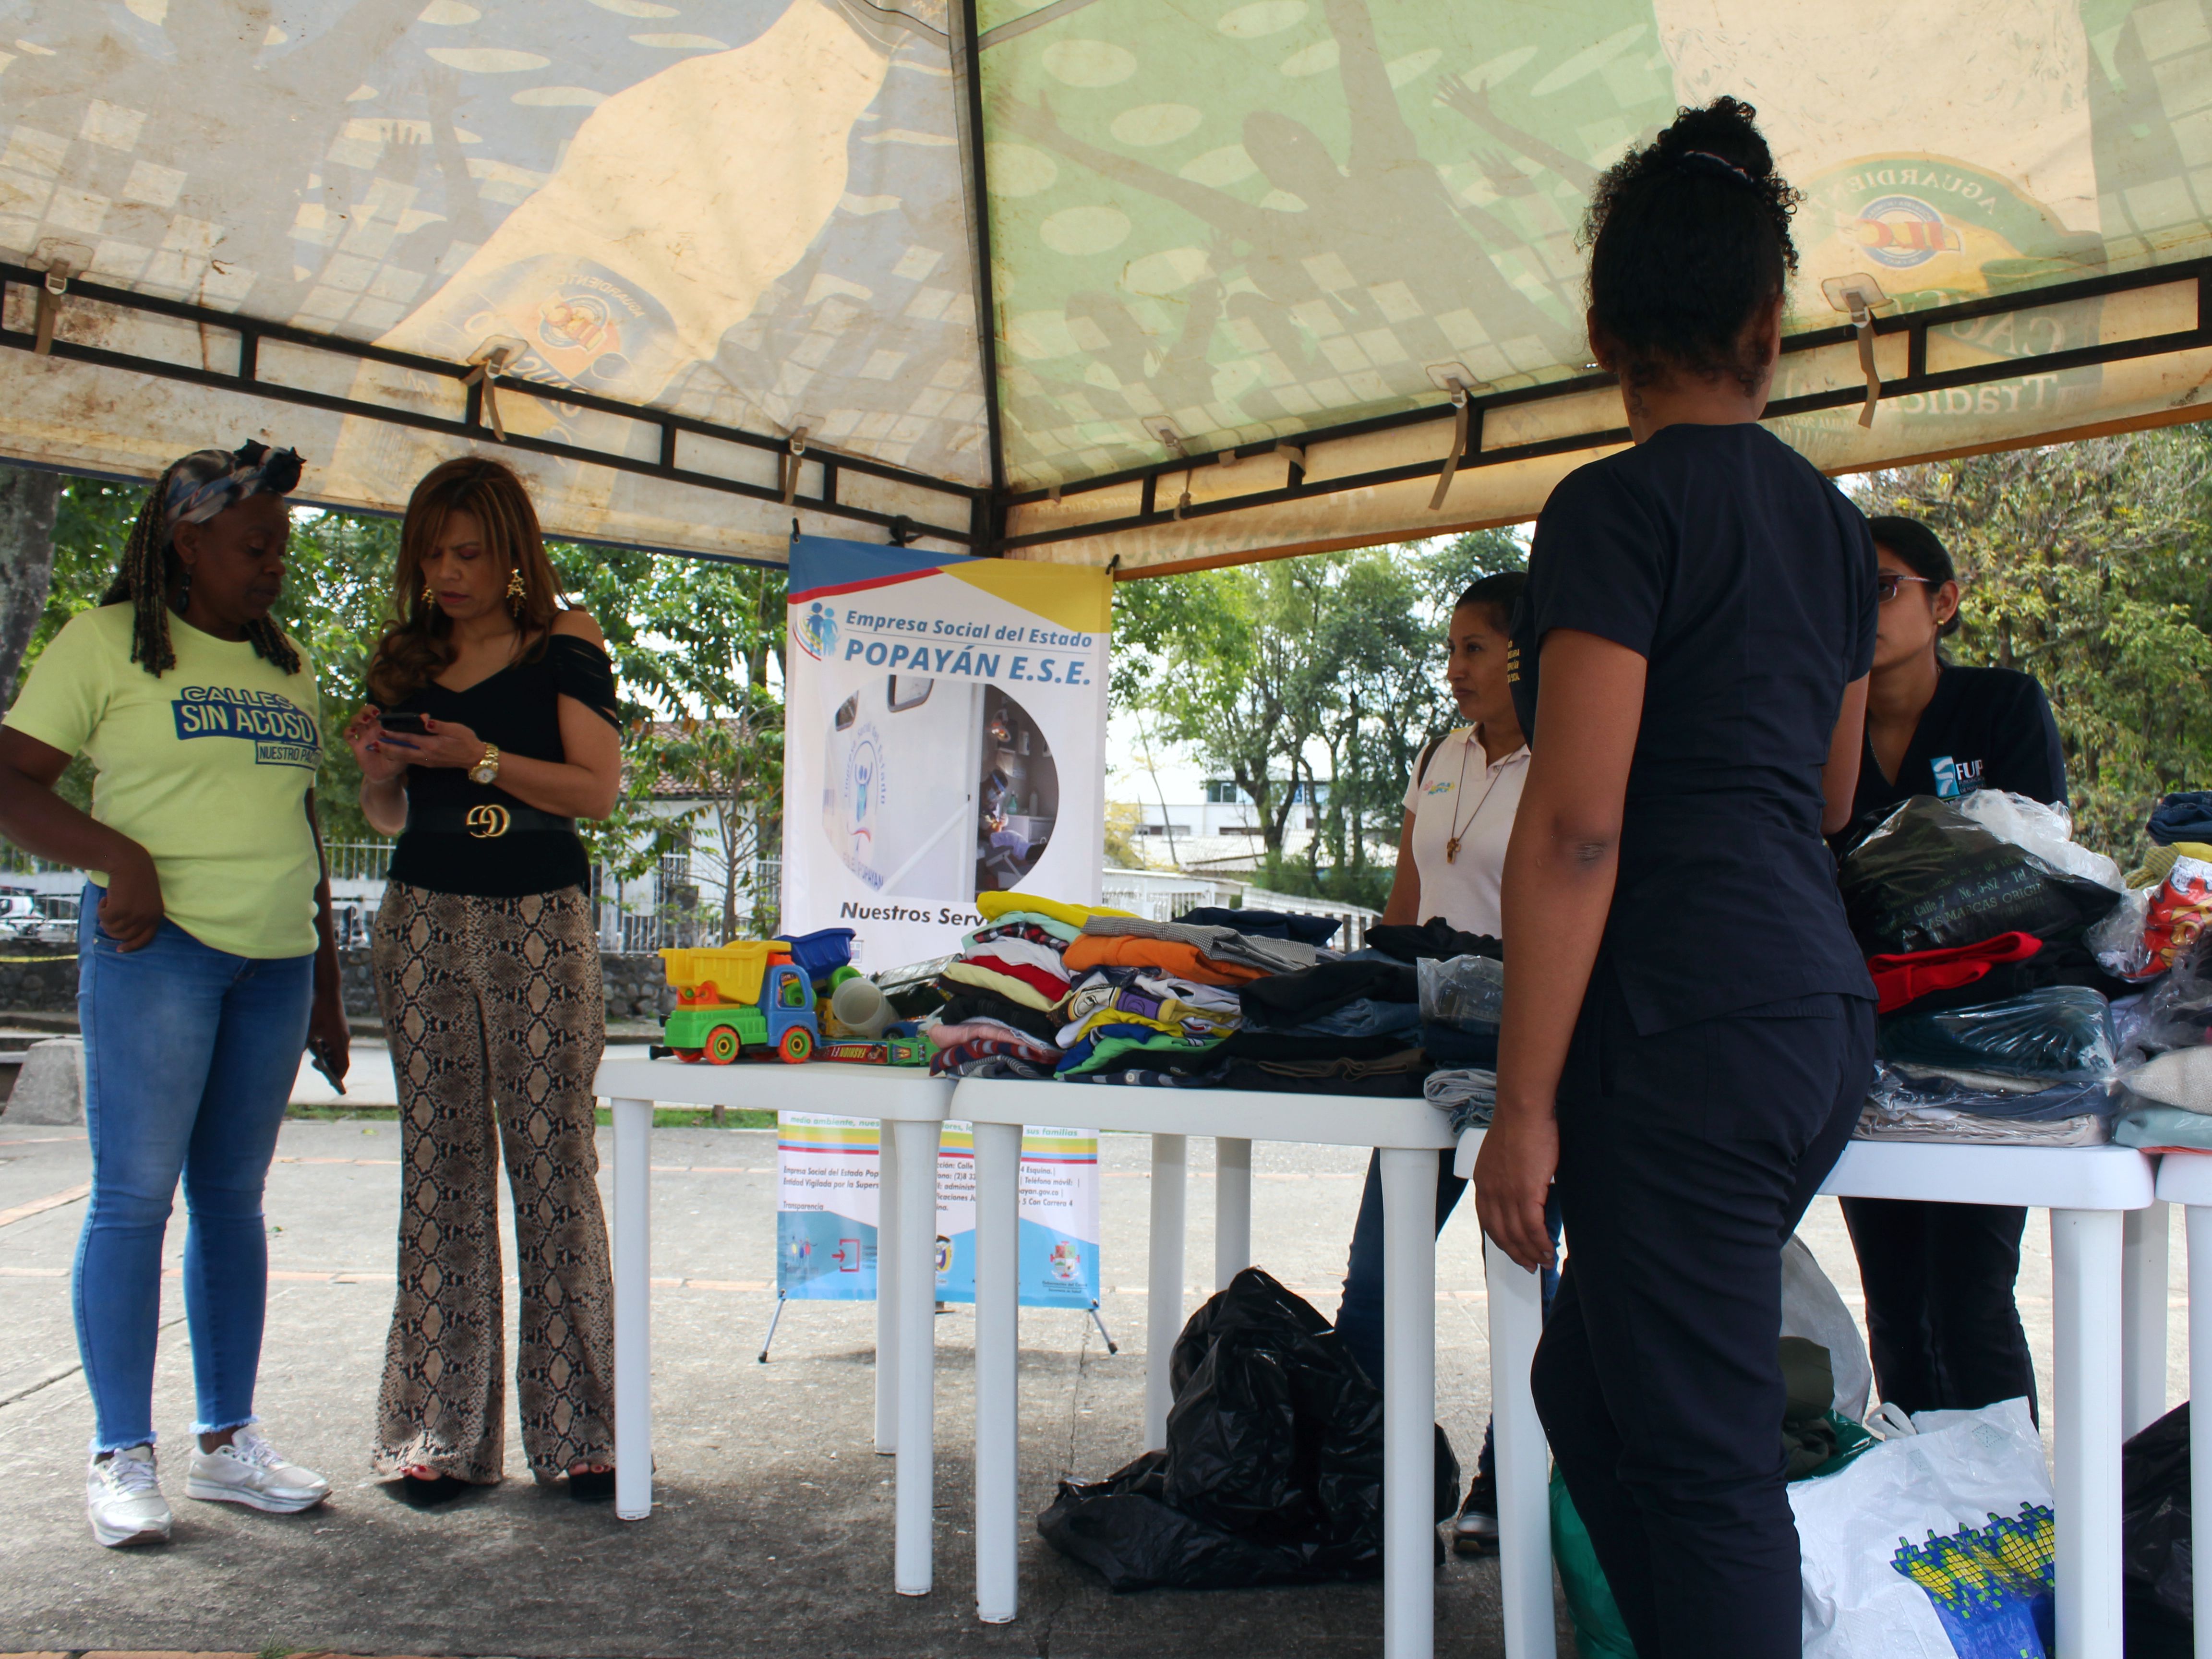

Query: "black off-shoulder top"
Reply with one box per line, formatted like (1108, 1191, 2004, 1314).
(383, 632, 621, 898)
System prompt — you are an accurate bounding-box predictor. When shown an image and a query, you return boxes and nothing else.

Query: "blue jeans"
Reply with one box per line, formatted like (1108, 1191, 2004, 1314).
(73, 889, 313, 1452)
(1336, 1150, 1562, 1481)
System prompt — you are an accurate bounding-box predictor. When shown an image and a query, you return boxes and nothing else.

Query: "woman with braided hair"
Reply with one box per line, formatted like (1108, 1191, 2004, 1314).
(0, 441, 349, 1548)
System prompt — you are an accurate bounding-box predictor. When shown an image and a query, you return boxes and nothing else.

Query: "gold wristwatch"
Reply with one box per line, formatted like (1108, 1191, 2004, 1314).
(469, 743, 501, 785)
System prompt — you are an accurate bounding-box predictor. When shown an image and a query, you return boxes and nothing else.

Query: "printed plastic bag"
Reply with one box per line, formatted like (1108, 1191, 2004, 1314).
(2141, 856, 2212, 979)
(1841, 796, 2125, 955)
(1793, 1397, 2056, 1659)
(1877, 987, 2117, 1082)
(1958, 790, 2124, 891)
(1418, 954, 1504, 1029)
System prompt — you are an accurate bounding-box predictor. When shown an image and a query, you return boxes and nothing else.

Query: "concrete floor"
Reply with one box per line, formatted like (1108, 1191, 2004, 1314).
(0, 1094, 2188, 1658)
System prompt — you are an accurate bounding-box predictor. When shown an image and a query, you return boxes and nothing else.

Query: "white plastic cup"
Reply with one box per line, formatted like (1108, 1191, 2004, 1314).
(831, 976, 893, 1039)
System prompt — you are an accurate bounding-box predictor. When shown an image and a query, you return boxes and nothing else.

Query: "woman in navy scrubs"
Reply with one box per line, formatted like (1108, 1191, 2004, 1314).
(1475, 99, 1879, 1658)
(1841, 514, 2064, 1422)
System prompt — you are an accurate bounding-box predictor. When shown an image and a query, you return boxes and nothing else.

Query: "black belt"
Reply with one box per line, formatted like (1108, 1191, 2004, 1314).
(403, 804, 577, 841)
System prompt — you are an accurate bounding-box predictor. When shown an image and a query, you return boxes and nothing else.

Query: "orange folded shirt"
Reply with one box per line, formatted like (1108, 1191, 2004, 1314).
(1062, 935, 1268, 986)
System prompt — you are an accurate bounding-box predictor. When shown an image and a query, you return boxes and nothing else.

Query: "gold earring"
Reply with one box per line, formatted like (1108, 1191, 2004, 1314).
(421, 580, 435, 607)
(506, 567, 525, 615)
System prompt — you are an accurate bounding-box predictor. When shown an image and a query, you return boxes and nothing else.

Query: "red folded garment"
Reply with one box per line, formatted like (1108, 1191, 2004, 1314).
(1865, 932, 2042, 1015)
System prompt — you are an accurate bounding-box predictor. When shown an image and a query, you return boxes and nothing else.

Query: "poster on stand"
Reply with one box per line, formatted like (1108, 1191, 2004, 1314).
(781, 533, 1111, 973)
(774, 1113, 1102, 1311)
(932, 1122, 1103, 1310)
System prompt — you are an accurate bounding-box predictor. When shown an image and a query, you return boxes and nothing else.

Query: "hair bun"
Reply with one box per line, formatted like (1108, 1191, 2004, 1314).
(1653, 96, 1773, 180)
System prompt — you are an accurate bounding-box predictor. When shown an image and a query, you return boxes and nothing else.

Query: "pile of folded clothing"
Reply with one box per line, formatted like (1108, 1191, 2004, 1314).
(926, 892, 1135, 1079)
(1056, 907, 1338, 1086)
(1854, 936, 2123, 1145)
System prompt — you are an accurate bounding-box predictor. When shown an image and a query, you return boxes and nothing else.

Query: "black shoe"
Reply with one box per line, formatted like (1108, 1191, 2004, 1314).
(388, 1472, 471, 1509)
(1452, 1472, 1500, 1555)
(567, 1468, 616, 1503)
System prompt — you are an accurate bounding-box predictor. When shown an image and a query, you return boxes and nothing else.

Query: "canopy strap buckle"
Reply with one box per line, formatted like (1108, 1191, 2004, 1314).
(1822, 275, 1892, 429)
(781, 427, 809, 505)
(462, 340, 521, 442)
(1429, 380, 1470, 512)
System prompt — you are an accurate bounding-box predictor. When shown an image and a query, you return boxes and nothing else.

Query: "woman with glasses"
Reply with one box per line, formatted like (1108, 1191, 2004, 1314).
(1839, 514, 2064, 1428)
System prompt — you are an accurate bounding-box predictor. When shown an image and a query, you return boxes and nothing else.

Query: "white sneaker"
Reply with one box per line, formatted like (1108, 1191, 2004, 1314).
(86, 1444, 172, 1548)
(185, 1426, 330, 1514)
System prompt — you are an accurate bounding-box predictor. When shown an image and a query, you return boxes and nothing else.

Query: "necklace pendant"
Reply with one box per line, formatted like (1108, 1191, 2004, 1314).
(1444, 836, 1460, 864)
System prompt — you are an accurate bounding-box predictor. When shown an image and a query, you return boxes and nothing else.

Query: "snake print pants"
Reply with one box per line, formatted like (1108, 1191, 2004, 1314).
(369, 882, 614, 1483)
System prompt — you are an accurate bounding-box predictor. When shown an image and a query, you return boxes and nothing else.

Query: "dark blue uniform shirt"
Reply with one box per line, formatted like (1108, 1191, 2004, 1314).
(1847, 664, 2065, 841)
(1508, 423, 1880, 1034)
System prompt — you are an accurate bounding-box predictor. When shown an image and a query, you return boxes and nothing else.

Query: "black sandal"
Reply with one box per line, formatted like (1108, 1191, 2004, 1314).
(390, 1472, 471, 1508)
(566, 1468, 616, 1503)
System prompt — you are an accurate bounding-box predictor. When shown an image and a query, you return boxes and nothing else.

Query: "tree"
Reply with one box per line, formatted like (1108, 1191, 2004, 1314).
(1112, 529, 1526, 902)
(1865, 428, 2212, 862)
(0, 463, 61, 706)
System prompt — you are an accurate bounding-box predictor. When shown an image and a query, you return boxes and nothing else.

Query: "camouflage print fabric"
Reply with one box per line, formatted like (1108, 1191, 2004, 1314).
(369, 881, 613, 1484)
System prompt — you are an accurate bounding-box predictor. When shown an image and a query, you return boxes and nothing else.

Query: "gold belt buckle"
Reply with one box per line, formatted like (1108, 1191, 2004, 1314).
(465, 804, 511, 839)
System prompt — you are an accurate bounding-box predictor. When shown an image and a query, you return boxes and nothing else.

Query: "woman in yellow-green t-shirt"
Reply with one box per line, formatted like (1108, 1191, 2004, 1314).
(0, 442, 348, 1549)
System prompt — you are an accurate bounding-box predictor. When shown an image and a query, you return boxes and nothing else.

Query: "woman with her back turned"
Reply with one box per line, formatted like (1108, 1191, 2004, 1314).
(1476, 99, 1880, 1656)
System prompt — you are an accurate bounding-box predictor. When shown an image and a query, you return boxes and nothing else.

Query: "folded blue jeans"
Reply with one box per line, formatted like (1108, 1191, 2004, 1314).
(73, 889, 312, 1452)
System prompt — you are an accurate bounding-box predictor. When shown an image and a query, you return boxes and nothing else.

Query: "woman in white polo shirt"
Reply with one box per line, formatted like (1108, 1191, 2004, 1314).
(1335, 570, 1548, 1551)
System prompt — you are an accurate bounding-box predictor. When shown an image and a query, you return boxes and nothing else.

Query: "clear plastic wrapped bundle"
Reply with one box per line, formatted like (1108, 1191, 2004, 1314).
(1417, 954, 1504, 1029)
(1876, 986, 2117, 1082)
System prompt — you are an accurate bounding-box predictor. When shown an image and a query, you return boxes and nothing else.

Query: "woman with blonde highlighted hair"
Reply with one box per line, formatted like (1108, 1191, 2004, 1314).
(344, 456, 624, 1506)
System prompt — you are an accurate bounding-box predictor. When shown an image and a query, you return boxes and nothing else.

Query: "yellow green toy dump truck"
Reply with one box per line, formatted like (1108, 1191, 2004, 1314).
(657, 943, 819, 1064)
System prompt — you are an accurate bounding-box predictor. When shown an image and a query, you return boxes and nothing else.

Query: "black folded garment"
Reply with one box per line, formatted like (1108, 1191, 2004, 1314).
(1214, 1029, 1416, 1064)
(933, 986, 1064, 1046)
(1179, 906, 1343, 947)
(1238, 961, 1418, 1024)
(1364, 918, 1503, 963)
(1214, 1050, 1429, 1097)
(1421, 1023, 1499, 1068)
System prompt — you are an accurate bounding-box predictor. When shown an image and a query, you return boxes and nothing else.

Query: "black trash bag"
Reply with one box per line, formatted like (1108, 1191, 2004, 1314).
(1840, 796, 2123, 956)
(1038, 1267, 1459, 1591)
(2124, 1402, 2193, 1657)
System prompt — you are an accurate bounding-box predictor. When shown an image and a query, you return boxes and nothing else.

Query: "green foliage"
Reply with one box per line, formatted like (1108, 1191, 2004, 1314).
(1112, 529, 1525, 894)
(1866, 427, 2212, 863)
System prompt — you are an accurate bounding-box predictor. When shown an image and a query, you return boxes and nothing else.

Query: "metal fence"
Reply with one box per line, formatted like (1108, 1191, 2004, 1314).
(1097, 867, 1379, 948)
(325, 840, 394, 883)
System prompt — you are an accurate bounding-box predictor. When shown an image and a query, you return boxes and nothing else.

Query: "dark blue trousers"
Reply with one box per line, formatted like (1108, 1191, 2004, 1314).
(1532, 968, 1874, 1659)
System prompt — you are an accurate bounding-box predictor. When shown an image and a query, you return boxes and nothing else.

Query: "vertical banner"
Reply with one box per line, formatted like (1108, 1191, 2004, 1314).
(931, 1122, 1103, 1310)
(776, 1112, 881, 1301)
(782, 534, 1112, 971)
(775, 1112, 1103, 1310)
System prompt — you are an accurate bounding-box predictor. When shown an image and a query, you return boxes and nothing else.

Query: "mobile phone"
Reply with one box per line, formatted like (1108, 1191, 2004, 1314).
(309, 1037, 346, 1094)
(378, 711, 430, 736)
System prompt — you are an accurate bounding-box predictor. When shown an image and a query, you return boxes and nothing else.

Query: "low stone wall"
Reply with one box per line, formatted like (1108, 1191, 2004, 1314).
(0, 941, 676, 1024)
(340, 946, 675, 1023)
(0, 941, 78, 1014)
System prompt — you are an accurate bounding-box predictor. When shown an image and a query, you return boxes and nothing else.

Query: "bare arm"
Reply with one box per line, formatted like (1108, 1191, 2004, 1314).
(1822, 674, 1870, 838)
(1475, 630, 1647, 1270)
(1380, 809, 1421, 925)
(0, 726, 164, 949)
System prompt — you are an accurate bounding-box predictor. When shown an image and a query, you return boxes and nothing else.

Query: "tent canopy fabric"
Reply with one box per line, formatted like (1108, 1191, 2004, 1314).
(3, 0, 2211, 573)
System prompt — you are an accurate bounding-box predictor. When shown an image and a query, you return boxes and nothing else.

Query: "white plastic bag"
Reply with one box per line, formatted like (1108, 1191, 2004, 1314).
(1792, 1397, 2054, 1658)
(1957, 790, 2123, 892)
(1780, 1237, 1872, 1423)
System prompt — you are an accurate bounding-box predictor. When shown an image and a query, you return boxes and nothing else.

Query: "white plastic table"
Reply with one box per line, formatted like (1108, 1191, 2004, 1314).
(1441, 1135, 2156, 1659)
(592, 1058, 953, 1594)
(950, 1078, 1550, 1659)
(2152, 1152, 2212, 1657)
